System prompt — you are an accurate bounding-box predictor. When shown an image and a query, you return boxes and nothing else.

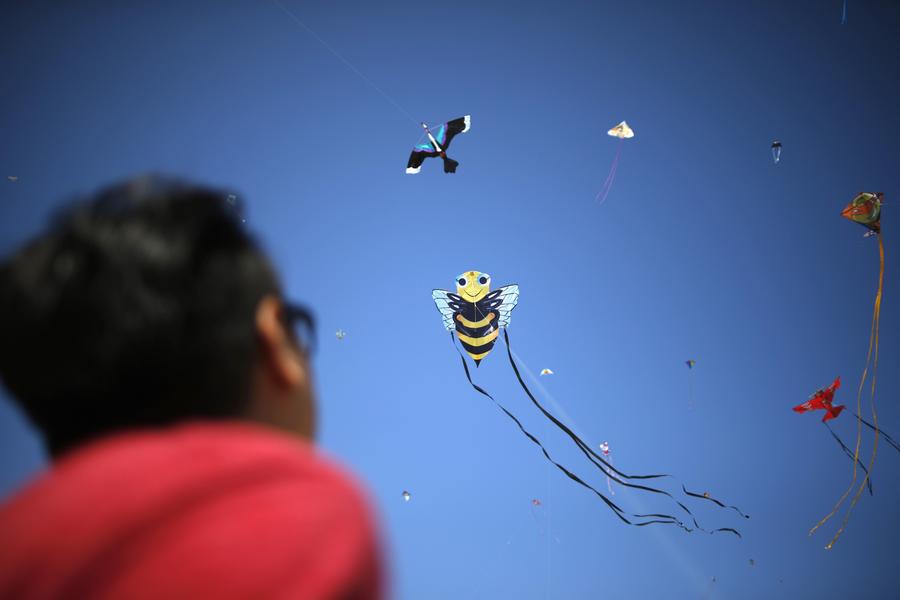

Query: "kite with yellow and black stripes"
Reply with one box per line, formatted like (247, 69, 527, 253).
(432, 270, 746, 535)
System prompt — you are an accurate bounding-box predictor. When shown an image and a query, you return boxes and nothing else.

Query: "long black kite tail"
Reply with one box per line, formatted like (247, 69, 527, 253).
(501, 330, 667, 484)
(851, 411, 900, 454)
(825, 421, 874, 496)
(501, 330, 698, 511)
(682, 485, 750, 519)
(502, 330, 743, 537)
(451, 333, 686, 530)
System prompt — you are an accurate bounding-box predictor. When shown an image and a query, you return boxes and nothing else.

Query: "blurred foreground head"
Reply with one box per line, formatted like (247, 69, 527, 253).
(0, 175, 316, 456)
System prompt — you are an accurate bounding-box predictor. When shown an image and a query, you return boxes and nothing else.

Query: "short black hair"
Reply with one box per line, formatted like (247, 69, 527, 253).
(0, 175, 281, 456)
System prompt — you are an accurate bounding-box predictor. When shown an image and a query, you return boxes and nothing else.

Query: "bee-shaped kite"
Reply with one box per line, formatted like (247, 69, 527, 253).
(406, 116, 471, 174)
(432, 271, 519, 365)
(431, 270, 745, 535)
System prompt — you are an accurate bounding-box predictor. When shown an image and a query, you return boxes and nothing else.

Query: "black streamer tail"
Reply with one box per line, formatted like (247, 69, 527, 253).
(712, 528, 742, 539)
(451, 333, 683, 530)
(682, 485, 750, 519)
(502, 330, 714, 523)
(852, 411, 900, 454)
(503, 330, 667, 481)
(502, 331, 673, 486)
(824, 422, 874, 496)
(501, 330, 743, 538)
(687, 517, 742, 539)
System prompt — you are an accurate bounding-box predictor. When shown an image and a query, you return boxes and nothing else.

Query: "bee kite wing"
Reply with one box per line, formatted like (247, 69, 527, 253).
(432, 289, 457, 331)
(496, 284, 520, 328)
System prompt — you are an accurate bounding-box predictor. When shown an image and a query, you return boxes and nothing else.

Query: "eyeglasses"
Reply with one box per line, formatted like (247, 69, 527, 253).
(283, 302, 317, 357)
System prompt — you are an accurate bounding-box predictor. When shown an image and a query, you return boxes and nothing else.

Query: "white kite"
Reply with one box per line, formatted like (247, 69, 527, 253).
(597, 121, 634, 205)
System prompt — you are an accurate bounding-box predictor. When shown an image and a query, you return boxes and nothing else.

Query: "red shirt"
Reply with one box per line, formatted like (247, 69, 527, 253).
(0, 422, 383, 600)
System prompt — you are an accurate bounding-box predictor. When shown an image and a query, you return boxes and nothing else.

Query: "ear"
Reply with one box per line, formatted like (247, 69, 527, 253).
(255, 295, 307, 389)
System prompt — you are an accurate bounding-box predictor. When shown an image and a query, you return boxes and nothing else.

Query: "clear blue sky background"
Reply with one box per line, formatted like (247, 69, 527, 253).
(1, 1, 898, 598)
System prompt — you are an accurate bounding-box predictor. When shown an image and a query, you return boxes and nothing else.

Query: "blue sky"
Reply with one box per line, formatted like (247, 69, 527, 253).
(1, 1, 899, 598)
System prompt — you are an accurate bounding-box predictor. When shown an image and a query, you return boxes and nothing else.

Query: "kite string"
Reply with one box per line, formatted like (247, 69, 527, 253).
(272, 0, 420, 126)
(545, 460, 550, 600)
(825, 233, 883, 549)
(688, 368, 694, 410)
(605, 452, 615, 495)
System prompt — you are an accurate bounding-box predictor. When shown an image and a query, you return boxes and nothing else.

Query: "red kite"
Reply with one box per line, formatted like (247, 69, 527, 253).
(793, 377, 845, 422)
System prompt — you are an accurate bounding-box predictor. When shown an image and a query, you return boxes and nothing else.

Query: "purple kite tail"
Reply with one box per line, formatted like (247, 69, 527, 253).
(595, 141, 623, 206)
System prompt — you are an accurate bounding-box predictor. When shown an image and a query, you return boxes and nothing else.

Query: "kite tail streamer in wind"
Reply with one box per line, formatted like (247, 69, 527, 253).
(822, 233, 883, 549)
(502, 330, 744, 536)
(851, 410, 900, 454)
(824, 422, 873, 496)
(681, 485, 750, 520)
(810, 228, 883, 548)
(595, 139, 622, 206)
(450, 334, 688, 530)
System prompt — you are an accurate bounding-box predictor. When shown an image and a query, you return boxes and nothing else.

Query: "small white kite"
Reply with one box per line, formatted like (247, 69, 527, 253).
(607, 121, 634, 139)
(599, 441, 615, 495)
(597, 121, 633, 205)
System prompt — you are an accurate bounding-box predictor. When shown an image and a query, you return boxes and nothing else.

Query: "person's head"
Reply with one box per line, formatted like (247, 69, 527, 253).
(0, 175, 316, 457)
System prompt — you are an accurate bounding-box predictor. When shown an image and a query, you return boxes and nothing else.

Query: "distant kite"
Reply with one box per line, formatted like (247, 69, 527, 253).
(686, 360, 697, 408)
(771, 140, 782, 164)
(599, 441, 615, 495)
(540, 368, 554, 376)
(596, 121, 633, 206)
(529, 498, 559, 542)
(336, 329, 346, 340)
(402, 490, 411, 502)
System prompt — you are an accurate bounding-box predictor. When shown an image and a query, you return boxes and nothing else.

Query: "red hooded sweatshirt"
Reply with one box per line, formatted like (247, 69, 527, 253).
(0, 422, 383, 600)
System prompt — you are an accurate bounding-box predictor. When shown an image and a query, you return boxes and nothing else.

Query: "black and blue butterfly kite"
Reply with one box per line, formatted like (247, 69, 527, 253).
(406, 115, 470, 174)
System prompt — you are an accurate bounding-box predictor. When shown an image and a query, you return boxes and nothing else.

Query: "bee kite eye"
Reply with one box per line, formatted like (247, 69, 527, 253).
(478, 275, 489, 285)
(457, 277, 467, 287)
